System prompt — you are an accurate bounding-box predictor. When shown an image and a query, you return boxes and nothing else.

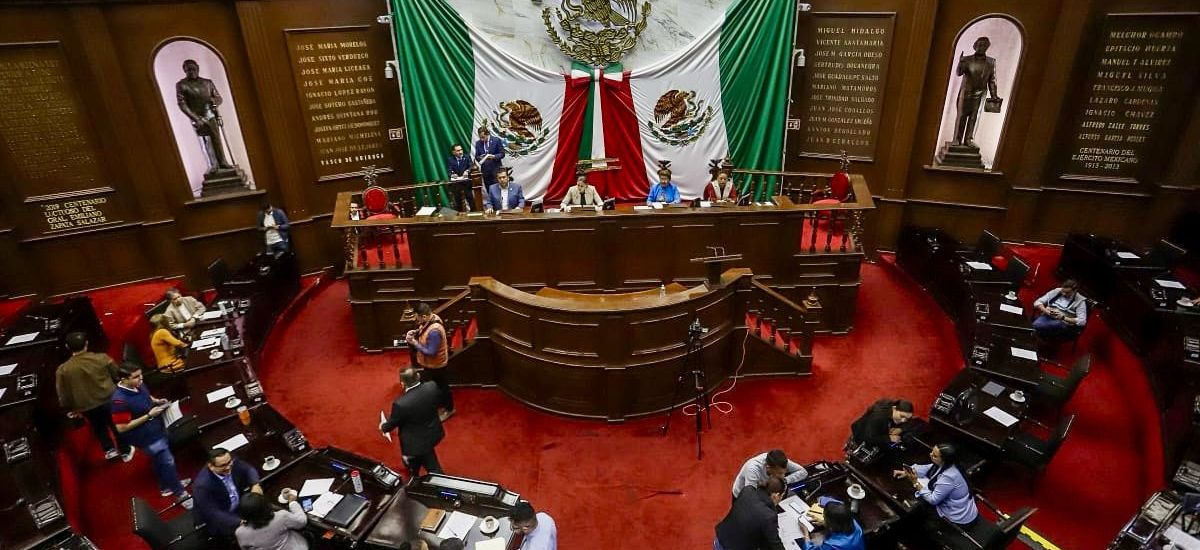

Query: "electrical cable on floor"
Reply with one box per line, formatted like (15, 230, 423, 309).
(681, 325, 752, 417)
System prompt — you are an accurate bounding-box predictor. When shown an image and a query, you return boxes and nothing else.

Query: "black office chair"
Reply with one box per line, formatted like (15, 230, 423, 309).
(123, 341, 148, 370)
(1146, 239, 1187, 270)
(958, 230, 1002, 262)
(1035, 354, 1091, 405)
(1003, 414, 1075, 471)
(130, 497, 207, 550)
(1003, 255, 1030, 289)
(927, 495, 1037, 550)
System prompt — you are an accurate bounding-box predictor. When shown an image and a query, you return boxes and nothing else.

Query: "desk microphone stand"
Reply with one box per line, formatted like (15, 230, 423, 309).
(661, 320, 713, 460)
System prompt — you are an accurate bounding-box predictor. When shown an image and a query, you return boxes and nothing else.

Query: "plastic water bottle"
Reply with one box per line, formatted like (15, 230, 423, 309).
(350, 470, 363, 493)
(659, 284, 666, 297)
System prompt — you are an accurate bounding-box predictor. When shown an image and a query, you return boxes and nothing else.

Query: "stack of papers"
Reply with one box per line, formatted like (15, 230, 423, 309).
(299, 478, 335, 497)
(199, 310, 224, 321)
(475, 539, 506, 550)
(1155, 279, 1186, 289)
(199, 328, 226, 339)
(310, 492, 344, 518)
(632, 205, 652, 211)
(983, 406, 1019, 427)
(998, 303, 1023, 315)
(191, 337, 220, 350)
(213, 433, 250, 452)
(205, 386, 236, 403)
(436, 511, 478, 539)
(4, 332, 39, 346)
(1010, 347, 1038, 361)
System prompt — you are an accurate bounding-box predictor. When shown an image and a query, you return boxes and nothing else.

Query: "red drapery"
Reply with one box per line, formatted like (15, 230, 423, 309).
(545, 73, 592, 202)
(598, 71, 649, 201)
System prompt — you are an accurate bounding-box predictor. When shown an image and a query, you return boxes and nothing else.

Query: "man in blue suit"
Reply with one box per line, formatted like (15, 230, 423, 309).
(485, 168, 526, 212)
(192, 448, 262, 542)
(446, 143, 475, 211)
(473, 126, 506, 187)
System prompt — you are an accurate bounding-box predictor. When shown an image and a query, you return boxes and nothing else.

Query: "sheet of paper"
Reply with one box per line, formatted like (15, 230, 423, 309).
(779, 495, 810, 516)
(1164, 526, 1200, 550)
(1010, 347, 1038, 361)
(310, 492, 343, 518)
(299, 478, 335, 498)
(4, 332, 39, 345)
(436, 511, 478, 540)
(162, 401, 183, 427)
(191, 337, 220, 350)
(756, 201, 777, 207)
(0, 364, 16, 376)
(213, 433, 249, 452)
(998, 303, 1023, 315)
(983, 406, 1019, 427)
(475, 539, 507, 550)
(1116, 251, 1140, 259)
(633, 205, 652, 211)
(650, 202, 664, 209)
(416, 206, 437, 216)
(778, 511, 805, 550)
(1156, 279, 1187, 289)
(205, 386, 236, 403)
(466, 212, 484, 217)
(199, 328, 226, 339)
(380, 410, 392, 442)
(0, 388, 6, 400)
(199, 310, 223, 321)
(965, 261, 993, 271)
(700, 201, 713, 208)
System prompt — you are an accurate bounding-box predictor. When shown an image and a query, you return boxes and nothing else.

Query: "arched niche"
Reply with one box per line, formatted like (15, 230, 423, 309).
(933, 15, 1024, 171)
(152, 38, 255, 198)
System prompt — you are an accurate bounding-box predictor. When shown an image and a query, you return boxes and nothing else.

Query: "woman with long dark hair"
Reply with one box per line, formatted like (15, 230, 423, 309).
(849, 398, 914, 447)
(234, 490, 308, 550)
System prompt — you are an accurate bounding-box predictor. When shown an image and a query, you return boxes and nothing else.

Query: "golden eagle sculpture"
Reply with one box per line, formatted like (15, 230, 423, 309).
(543, 0, 651, 68)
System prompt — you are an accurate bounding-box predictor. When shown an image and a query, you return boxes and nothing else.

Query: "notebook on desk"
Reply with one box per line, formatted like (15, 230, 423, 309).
(324, 493, 369, 528)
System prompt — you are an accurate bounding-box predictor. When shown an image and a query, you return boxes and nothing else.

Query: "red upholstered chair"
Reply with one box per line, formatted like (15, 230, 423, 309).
(357, 186, 403, 268)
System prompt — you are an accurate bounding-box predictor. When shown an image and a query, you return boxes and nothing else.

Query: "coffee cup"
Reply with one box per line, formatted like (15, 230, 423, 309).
(1012, 390, 1025, 401)
(1005, 291, 1017, 301)
(264, 455, 279, 469)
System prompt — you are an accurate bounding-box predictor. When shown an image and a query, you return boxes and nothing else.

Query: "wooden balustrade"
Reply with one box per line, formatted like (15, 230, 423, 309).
(747, 279, 815, 358)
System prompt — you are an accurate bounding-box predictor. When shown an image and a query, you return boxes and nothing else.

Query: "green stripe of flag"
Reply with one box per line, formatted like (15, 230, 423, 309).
(719, 0, 796, 201)
(390, 0, 473, 207)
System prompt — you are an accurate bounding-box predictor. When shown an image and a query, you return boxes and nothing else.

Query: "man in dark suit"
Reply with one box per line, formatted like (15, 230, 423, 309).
(714, 476, 787, 550)
(192, 447, 262, 541)
(473, 126, 506, 187)
(380, 368, 446, 478)
(446, 143, 476, 212)
(485, 168, 526, 212)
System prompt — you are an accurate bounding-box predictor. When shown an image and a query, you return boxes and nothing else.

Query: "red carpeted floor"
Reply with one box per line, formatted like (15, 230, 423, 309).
(46, 248, 1163, 549)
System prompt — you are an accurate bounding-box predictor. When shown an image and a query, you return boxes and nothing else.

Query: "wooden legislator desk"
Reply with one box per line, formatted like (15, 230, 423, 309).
(333, 175, 874, 352)
(433, 268, 812, 421)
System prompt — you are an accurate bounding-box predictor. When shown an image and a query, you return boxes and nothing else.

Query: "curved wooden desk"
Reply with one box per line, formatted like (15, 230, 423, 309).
(441, 269, 812, 421)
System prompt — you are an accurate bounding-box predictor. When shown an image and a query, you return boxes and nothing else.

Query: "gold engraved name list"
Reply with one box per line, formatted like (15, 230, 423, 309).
(798, 14, 895, 161)
(286, 28, 392, 181)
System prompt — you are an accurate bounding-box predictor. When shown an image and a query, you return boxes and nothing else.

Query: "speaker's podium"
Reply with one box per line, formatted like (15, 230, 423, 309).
(691, 248, 744, 287)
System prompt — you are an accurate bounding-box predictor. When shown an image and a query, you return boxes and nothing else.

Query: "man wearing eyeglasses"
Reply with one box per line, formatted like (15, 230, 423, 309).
(510, 501, 556, 550)
(193, 447, 263, 541)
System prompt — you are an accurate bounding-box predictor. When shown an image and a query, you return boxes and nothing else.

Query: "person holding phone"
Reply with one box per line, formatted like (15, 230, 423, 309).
(110, 363, 191, 507)
(892, 443, 978, 528)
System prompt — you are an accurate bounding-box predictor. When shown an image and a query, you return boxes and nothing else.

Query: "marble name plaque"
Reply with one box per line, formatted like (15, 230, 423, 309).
(797, 13, 895, 161)
(0, 42, 106, 197)
(1060, 13, 1200, 183)
(286, 26, 394, 181)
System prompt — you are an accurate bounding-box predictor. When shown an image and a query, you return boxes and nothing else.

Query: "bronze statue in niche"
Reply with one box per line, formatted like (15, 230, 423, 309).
(951, 36, 1002, 148)
(175, 59, 248, 195)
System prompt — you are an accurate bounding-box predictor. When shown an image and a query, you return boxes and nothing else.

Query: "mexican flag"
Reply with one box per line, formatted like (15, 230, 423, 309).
(390, 0, 588, 205)
(599, 0, 796, 201)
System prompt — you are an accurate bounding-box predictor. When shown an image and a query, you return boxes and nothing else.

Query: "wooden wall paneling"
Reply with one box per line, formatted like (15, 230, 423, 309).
(614, 224, 672, 286)
(546, 226, 600, 288)
(1163, 91, 1200, 189)
(234, 1, 313, 220)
